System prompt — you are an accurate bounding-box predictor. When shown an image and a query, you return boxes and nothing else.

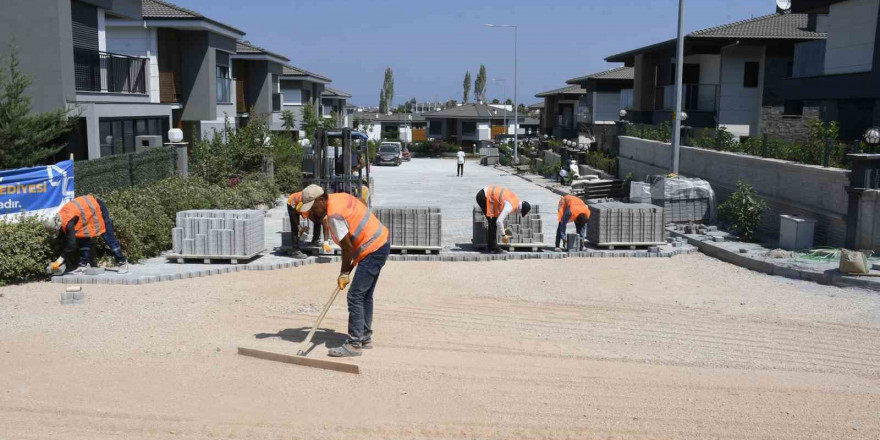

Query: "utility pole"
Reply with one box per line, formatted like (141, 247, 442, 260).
(671, 0, 685, 174)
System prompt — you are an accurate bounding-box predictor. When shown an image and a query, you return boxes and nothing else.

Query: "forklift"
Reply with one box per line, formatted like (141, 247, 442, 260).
(302, 127, 373, 206)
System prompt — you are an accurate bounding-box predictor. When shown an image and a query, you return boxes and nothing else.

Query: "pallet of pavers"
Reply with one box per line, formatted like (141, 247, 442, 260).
(373, 207, 442, 254)
(169, 210, 265, 264)
(586, 201, 664, 249)
(472, 205, 545, 251)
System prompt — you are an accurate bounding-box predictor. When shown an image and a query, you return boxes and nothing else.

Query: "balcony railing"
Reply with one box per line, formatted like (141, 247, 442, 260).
(217, 77, 233, 104)
(272, 93, 282, 112)
(74, 48, 147, 94)
(655, 84, 719, 112)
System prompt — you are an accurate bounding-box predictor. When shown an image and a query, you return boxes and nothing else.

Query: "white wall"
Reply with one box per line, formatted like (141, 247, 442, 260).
(593, 91, 622, 124)
(825, 0, 878, 74)
(683, 54, 721, 84)
(718, 45, 764, 138)
(477, 121, 491, 140)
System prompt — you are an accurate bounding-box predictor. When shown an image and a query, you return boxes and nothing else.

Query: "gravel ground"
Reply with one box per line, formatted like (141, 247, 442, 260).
(2, 253, 879, 439)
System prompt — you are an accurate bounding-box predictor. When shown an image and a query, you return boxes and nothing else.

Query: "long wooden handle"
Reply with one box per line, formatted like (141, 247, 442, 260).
(296, 286, 342, 355)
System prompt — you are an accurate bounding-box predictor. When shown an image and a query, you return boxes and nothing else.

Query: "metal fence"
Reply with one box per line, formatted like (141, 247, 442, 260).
(74, 48, 147, 94)
(75, 146, 180, 196)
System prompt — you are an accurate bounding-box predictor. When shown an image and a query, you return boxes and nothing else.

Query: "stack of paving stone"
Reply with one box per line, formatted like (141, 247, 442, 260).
(472, 205, 544, 247)
(171, 210, 265, 258)
(280, 214, 310, 248)
(586, 201, 664, 246)
(373, 207, 442, 249)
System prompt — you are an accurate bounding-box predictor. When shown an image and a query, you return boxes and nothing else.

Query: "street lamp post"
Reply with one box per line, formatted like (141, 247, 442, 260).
(486, 24, 518, 163)
(671, 0, 686, 174)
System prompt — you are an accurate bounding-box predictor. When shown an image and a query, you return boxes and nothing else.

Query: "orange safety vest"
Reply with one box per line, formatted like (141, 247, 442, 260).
(58, 195, 107, 238)
(287, 191, 310, 219)
(557, 195, 591, 223)
(485, 185, 520, 218)
(326, 193, 388, 265)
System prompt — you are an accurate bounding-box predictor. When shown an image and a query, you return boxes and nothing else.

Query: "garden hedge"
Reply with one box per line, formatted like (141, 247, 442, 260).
(0, 174, 279, 285)
(75, 147, 178, 196)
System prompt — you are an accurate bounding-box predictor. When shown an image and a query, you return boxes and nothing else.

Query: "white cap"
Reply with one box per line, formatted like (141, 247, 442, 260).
(298, 184, 325, 213)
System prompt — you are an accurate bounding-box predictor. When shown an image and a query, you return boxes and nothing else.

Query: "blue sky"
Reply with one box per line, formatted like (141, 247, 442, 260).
(181, 0, 781, 106)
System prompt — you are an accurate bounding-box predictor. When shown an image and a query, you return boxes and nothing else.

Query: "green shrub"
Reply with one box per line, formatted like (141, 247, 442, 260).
(0, 216, 56, 286)
(583, 150, 617, 176)
(718, 181, 767, 242)
(74, 147, 179, 196)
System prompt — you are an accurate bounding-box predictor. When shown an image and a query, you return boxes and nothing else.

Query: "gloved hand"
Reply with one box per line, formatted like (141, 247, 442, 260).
(504, 228, 513, 237)
(337, 272, 351, 289)
(46, 257, 66, 275)
(322, 241, 332, 253)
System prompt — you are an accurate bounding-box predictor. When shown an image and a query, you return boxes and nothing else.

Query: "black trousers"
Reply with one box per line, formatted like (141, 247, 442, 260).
(475, 189, 498, 251)
(287, 204, 322, 250)
(457, 163, 464, 176)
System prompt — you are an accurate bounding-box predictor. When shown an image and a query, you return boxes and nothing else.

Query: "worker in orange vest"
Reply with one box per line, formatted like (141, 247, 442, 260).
(44, 194, 128, 275)
(556, 195, 591, 251)
(298, 184, 390, 358)
(475, 185, 531, 254)
(286, 191, 322, 259)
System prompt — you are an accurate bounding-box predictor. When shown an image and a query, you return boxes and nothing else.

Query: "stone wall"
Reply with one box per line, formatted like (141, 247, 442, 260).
(618, 136, 851, 246)
(760, 105, 821, 142)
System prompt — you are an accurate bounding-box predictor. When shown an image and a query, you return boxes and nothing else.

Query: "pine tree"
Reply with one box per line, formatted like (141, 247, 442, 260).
(463, 71, 471, 103)
(0, 42, 72, 168)
(379, 89, 386, 113)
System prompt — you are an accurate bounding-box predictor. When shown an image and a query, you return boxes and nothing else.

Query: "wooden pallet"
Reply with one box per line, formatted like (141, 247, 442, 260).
(390, 246, 442, 255)
(167, 249, 263, 265)
(588, 242, 664, 250)
(300, 244, 342, 256)
(473, 243, 545, 252)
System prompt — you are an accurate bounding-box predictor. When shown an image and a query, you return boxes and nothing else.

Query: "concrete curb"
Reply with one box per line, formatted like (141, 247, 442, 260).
(670, 231, 880, 292)
(50, 245, 698, 285)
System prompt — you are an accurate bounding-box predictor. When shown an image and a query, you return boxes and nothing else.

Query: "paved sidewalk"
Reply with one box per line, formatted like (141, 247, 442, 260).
(370, 158, 564, 250)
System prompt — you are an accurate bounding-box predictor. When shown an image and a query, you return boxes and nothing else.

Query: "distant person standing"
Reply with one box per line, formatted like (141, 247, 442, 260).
(456, 147, 466, 176)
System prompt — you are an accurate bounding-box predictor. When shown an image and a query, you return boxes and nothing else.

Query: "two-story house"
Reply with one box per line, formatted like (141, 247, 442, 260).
(535, 85, 587, 140)
(0, 0, 246, 159)
(781, 0, 880, 140)
(321, 87, 353, 129)
(231, 40, 289, 131)
(422, 103, 526, 150)
(278, 64, 332, 140)
(605, 11, 826, 141)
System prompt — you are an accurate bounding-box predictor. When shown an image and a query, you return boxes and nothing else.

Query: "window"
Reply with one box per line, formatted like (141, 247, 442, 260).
(216, 65, 232, 103)
(743, 62, 759, 88)
(98, 116, 169, 157)
(281, 85, 301, 104)
(429, 121, 442, 135)
(462, 121, 477, 135)
(783, 100, 804, 117)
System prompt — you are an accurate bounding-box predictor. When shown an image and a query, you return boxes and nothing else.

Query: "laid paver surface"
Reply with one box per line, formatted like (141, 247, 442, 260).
(370, 158, 563, 249)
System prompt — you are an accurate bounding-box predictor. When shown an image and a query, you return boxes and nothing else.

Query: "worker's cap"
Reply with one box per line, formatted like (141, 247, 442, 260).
(520, 201, 531, 217)
(42, 213, 62, 232)
(298, 184, 325, 213)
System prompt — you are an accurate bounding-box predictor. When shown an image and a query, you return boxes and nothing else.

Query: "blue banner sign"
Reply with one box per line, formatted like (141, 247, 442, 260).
(0, 160, 75, 219)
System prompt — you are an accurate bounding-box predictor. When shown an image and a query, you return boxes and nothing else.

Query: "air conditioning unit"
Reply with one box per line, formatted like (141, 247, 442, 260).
(135, 135, 163, 152)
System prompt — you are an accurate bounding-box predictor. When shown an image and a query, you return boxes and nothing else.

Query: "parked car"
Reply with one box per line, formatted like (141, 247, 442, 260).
(375, 142, 402, 166)
(401, 147, 412, 161)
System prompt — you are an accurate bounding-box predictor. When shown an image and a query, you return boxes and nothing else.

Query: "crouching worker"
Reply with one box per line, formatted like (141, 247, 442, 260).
(475, 185, 531, 254)
(555, 195, 590, 251)
(298, 184, 390, 357)
(45, 194, 128, 275)
(287, 191, 322, 259)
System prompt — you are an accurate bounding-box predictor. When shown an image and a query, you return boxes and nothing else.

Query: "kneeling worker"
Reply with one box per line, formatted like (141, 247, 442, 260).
(556, 194, 591, 251)
(45, 194, 128, 275)
(287, 191, 322, 259)
(475, 185, 531, 254)
(298, 184, 390, 358)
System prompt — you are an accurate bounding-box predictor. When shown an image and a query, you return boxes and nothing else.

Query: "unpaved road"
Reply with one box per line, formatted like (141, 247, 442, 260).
(2, 254, 879, 439)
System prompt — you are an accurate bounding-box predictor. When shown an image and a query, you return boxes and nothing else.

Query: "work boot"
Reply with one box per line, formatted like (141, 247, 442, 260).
(116, 261, 130, 274)
(328, 342, 362, 357)
(289, 249, 308, 259)
(361, 339, 373, 349)
(70, 264, 89, 275)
